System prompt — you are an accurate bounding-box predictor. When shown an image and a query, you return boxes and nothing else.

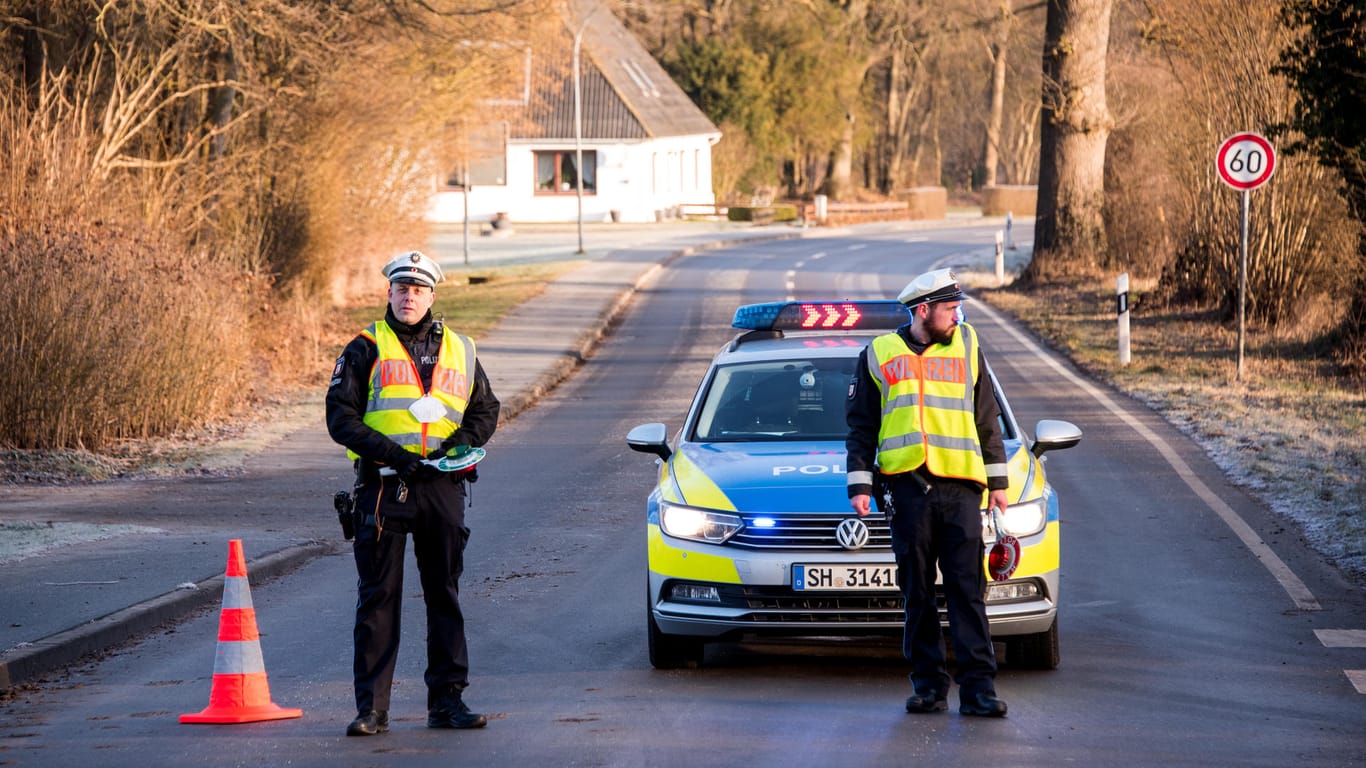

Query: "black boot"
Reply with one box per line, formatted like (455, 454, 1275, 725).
(346, 710, 389, 736)
(428, 691, 487, 729)
(959, 691, 1008, 718)
(904, 688, 948, 714)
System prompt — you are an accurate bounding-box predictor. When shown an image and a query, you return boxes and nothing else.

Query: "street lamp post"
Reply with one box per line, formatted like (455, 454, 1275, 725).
(462, 169, 470, 265)
(573, 7, 600, 255)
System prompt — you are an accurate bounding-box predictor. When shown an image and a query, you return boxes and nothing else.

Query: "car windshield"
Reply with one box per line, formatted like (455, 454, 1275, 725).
(693, 358, 857, 441)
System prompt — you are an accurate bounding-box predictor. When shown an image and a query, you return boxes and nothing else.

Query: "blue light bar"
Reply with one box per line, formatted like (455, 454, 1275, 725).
(732, 301, 910, 332)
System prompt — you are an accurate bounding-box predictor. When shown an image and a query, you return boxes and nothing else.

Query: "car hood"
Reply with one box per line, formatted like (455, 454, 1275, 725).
(669, 439, 1032, 513)
(671, 441, 856, 512)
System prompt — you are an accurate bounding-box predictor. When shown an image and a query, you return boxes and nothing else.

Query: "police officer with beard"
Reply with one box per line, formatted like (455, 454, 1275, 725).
(326, 251, 500, 736)
(845, 268, 1010, 718)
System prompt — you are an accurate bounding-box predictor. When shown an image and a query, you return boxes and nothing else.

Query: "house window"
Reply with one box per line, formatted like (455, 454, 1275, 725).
(535, 150, 596, 194)
(445, 122, 508, 188)
(446, 153, 506, 188)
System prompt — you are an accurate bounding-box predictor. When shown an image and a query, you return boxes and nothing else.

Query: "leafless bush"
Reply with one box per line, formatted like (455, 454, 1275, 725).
(1132, 0, 1360, 331)
(1104, 36, 1182, 281)
(0, 92, 256, 449)
(0, 0, 554, 450)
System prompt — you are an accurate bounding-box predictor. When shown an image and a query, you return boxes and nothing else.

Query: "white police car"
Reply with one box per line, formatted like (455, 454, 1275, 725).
(627, 300, 1081, 669)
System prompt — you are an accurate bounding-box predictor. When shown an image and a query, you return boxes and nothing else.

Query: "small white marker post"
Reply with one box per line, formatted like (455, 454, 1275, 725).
(1117, 272, 1130, 366)
(994, 230, 1005, 286)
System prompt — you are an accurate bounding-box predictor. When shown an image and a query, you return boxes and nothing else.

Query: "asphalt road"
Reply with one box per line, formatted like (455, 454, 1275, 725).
(4, 226, 1364, 767)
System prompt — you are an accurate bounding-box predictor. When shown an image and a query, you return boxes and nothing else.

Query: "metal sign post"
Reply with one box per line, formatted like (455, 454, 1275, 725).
(1216, 132, 1276, 381)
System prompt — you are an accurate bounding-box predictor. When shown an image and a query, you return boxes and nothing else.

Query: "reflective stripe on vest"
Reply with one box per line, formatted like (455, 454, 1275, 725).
(867, 323, 986, 484)
(345, 322, 476, 461)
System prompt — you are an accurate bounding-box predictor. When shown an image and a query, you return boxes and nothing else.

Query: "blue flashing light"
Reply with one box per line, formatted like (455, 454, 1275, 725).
(732, 302, 787, 331)
(752, 517, 777, 528)
(732, 301, 910, 332)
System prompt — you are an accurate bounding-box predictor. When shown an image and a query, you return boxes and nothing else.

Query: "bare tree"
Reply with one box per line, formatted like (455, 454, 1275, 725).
(980, 0, 1013, 188)
(1026, 0, 1113, 280)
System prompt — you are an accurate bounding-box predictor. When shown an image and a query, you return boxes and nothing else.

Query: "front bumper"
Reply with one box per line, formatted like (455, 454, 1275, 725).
(648, 522, 1059, 639)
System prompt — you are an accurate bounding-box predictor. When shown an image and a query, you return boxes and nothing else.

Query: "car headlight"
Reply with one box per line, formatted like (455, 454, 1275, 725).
(989, 499, 1046, 538)
(659, 501, 743, 543)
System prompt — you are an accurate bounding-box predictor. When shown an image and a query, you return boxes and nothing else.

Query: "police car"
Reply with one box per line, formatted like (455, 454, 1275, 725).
(626, 300, 1081, 669)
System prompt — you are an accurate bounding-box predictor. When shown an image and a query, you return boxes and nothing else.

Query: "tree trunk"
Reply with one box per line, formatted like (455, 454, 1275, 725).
(208, 42, 238, 163)
(929, 81, 943, 186)
(982, 1, 1012, 188)
(1342, 179, 1366, 377)
(1026, 0, 1113, 282)
(830, 112, 855, 199)
(885, 47, 905, 193)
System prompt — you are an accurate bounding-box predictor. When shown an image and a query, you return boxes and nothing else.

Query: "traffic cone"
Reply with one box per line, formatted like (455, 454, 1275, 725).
(180, 539, 303, 724)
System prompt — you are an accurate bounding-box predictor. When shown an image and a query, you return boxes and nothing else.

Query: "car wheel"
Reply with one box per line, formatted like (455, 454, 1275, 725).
(647, 606, 703, 669)
(1006, 618, 1060, 670)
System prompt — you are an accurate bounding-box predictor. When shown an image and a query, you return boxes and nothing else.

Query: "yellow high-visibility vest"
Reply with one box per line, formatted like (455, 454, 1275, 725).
(867, 323, 986, 484)
(345, 322, 476, 461)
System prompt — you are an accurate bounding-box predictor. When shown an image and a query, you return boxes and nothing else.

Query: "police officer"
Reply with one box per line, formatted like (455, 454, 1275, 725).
(845, 268, 1010, 718)
(326, 250, 500, 736)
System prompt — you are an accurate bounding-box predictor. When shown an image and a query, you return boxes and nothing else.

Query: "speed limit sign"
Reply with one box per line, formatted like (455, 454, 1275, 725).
(1217, 132, 1276, 382)
(1217, 132, 1276, 191)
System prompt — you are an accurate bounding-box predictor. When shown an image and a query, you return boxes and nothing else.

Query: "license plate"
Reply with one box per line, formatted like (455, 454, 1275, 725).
(793, 564, 899, 591)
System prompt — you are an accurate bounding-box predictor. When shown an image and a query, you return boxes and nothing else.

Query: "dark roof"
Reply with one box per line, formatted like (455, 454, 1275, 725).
(514, 2, 719, 141)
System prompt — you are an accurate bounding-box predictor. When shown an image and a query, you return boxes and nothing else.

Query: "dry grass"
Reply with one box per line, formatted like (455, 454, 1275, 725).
(970, 272, 1366, 584)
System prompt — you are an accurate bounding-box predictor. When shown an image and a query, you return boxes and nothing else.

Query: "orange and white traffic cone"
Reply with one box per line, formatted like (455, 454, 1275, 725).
(180, 539, 303, 724)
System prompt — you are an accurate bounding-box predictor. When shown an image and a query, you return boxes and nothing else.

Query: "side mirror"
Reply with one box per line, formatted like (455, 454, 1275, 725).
(1031, 419, 1082, 457)
(626, 422, 671, 461)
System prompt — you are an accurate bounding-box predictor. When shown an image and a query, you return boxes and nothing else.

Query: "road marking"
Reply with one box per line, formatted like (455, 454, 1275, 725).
(847, 244, 866, 251)
(1346, 671, 1366, 694)
(811, 252, 826, 260)
(904, 237, 928, 243)
(1315, 629, 1366, 647)
(971, 300, 1322, 612)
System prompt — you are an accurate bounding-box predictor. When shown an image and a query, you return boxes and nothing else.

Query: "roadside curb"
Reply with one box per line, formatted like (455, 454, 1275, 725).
(0, 539, 333, 693)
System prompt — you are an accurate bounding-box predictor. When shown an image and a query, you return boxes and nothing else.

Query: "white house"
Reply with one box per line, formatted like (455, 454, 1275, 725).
(427, 3, 721, 225)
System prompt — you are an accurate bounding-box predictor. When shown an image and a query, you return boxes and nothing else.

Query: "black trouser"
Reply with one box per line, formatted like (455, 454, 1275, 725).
(887, 473, 996, 698)
(351, 474, 470, 714)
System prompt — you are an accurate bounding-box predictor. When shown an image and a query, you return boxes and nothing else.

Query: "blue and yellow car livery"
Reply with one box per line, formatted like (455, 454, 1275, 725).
(627, 301, 1081, 669)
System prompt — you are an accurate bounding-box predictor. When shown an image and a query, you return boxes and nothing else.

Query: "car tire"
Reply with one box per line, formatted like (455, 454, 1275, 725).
(1006, 618, 1060, 670)
(647, 605, 703, 669)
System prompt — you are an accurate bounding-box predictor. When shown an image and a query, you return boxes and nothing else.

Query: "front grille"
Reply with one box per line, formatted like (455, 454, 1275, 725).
(734, 585, 908, 623)
(661, 582, 909, 625)
(729, 513, 892, 550)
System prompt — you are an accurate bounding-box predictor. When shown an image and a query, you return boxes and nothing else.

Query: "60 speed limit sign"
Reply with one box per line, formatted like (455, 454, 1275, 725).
(1217, 132, 1276, 191)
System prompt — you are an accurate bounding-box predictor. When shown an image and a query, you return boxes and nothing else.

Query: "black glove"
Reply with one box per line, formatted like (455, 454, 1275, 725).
(395, 453, 440, 483)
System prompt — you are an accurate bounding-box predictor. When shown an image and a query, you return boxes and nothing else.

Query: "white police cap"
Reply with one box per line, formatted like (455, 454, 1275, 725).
(897, 268, 965, 308)
(381, 251, 444, 289)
